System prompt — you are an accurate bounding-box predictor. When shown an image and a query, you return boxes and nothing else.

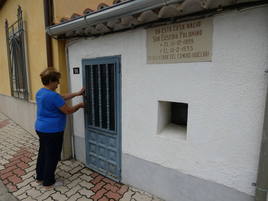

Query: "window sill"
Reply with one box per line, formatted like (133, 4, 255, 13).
(158, 123, 187, 141)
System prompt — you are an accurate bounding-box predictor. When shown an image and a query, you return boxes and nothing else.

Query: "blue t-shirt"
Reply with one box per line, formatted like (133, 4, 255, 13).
(35, 88, 66, 133)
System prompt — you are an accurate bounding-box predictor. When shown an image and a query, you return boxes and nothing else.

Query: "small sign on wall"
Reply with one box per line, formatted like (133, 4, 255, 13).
(147, 18, 213, 64)
(73, 67, 80, 74)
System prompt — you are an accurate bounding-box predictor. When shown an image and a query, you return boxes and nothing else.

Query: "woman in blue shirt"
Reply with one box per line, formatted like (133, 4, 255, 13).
(35, 68, 84, 188)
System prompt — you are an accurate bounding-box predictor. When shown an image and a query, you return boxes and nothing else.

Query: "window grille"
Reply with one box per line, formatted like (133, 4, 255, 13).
(85, 63, 116, 131)
(5, 6, 29, 100)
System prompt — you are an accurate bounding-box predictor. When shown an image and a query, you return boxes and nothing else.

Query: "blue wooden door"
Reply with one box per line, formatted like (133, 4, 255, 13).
(82, 56, 121, 181)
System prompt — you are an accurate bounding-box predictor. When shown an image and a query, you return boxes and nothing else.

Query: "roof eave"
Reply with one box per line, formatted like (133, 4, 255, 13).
(46, 0, 267, 39)
(46, 0, 184, 37)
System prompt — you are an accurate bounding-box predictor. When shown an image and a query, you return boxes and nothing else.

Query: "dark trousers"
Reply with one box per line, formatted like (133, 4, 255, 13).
(36, 131, 64, 186)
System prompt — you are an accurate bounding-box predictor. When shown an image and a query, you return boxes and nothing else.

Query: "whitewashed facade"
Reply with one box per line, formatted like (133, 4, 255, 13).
(66, 6, 268, 201)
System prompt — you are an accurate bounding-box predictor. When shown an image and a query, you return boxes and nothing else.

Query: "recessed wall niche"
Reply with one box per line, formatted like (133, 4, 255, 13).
(157, 101, 188, 140)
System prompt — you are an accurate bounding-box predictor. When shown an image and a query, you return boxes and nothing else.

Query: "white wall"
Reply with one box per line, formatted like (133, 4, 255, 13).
(0, 94, 36, 136)
(67, 7, 268, 195)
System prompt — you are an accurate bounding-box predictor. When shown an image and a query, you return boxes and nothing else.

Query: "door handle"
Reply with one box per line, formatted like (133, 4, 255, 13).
(83, 90, 89, 111)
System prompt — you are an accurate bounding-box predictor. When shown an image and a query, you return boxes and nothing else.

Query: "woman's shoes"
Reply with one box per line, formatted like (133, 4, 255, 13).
(36, 180, 43, 185)
(53, 180, 64, 187)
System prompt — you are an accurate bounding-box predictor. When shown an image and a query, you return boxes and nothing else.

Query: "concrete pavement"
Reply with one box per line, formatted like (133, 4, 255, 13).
(0, 112, 163, 201)
(0, 180, 17, 201)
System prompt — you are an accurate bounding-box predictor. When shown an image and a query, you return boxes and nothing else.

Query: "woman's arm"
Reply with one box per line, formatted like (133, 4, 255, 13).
(62, 88, 85, 100)
(59, 102, 84, 114)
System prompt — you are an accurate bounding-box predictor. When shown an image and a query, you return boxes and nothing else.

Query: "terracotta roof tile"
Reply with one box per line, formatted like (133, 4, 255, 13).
(71, 13, 82, 19)
(83, 8, 94, 15)
(54, 1, 130, 25)
(60, 17, 70, 23)
(113, 0, 122, 4)
(97, 3, 109, 10)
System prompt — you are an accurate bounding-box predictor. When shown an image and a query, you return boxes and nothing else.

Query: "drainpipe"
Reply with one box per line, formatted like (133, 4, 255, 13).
(43, 0, 53, 67)
(255, 75, 268, 201)
(64, 40, 76, 159)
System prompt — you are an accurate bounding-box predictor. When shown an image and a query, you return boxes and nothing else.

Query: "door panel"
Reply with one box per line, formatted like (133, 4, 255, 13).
(83, 56, 121, 181)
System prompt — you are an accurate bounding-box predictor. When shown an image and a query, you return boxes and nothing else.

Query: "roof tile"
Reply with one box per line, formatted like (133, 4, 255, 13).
(97, 3, 109, 10)
(71, 13, 82, 19)
(113, 0, 122, 4)
(83, 8, 94, 15)
(60, 17, 70, 23)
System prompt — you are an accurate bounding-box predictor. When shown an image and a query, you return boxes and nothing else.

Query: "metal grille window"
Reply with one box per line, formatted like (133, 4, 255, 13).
(5, 6, 29, 100)
(85, 63, 116, 131)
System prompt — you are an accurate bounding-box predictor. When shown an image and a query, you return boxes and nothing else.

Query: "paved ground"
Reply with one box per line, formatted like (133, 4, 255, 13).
(0, 180, 17, 201)
(0, 112, 163, 201)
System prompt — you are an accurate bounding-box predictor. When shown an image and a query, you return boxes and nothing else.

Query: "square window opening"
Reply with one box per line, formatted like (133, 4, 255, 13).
(157, 101, 188, 140)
